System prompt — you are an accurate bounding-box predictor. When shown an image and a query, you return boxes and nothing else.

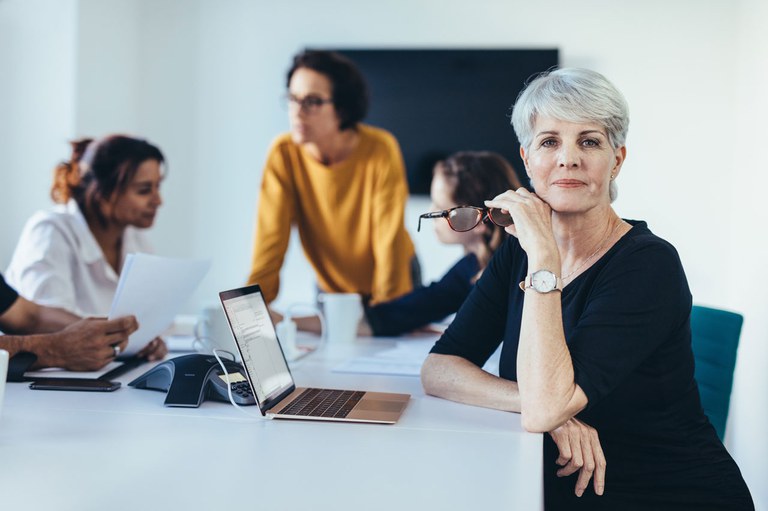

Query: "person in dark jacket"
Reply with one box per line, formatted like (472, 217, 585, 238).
(363, 151, 521, 336)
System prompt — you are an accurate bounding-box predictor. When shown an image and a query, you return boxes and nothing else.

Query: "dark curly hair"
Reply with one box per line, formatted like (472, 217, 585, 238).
(287, 50, 369, 131)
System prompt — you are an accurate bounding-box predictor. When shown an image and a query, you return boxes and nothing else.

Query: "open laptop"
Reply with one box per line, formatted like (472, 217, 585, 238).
(218, 284, 410, 424)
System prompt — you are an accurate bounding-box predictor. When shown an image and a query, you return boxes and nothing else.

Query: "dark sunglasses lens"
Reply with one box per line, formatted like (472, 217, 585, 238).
(448, 208, 482, 231)
(488, 208, 514, 227)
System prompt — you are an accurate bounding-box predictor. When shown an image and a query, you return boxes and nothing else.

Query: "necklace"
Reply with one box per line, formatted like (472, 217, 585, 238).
(561, 220, 624, 282)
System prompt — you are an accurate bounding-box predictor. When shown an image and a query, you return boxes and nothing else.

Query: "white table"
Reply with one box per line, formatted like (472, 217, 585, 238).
(0, 336, 542, 511)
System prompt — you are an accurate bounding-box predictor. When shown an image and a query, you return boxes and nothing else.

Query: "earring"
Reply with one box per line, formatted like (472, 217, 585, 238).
(610, 174, 615, 181)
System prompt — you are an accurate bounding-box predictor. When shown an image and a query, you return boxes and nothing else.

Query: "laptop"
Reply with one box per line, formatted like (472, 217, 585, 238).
(218, 284, 410, 424)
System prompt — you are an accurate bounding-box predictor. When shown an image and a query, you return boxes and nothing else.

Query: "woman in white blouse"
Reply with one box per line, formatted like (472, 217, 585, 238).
(6, 135, 167, 360)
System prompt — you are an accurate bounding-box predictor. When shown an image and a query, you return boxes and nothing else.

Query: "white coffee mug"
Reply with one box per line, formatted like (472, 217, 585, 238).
(318, 293, 363, 345)
(194, 305, 240, 361)
(0, 349, 9, 419)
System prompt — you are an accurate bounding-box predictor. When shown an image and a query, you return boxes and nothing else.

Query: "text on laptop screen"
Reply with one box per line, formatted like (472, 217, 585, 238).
(220, 291, 293, 403)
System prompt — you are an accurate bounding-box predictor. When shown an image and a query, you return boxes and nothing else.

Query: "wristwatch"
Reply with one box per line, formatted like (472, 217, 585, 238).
(519, 270, 563, 293)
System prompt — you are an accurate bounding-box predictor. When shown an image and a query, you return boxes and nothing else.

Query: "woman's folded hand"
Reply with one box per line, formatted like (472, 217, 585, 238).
(549, 417, 606, 497)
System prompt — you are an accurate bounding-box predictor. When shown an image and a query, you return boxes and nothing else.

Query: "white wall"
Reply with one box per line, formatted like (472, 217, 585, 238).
(0, 0, 78, 264)
(1, 0, 766, 507)
(728, 0, 768, 503)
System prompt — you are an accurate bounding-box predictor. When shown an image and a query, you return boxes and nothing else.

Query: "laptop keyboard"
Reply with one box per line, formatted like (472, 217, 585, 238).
(279, 388, 365, 419)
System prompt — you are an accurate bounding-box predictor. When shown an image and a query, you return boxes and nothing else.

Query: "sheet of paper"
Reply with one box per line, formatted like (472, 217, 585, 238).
(373, 340, 436, 360)
(333, 357, 424, 377)
(108, 254, 210, 356)
(332, 340, 435, 377)
(332, 339, 501, 377)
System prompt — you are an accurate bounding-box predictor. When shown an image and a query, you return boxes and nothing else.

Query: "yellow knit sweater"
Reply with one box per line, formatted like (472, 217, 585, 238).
(247, 124, 415, 304)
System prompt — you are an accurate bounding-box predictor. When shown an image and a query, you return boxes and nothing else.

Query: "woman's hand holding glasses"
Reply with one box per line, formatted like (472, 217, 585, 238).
(484, 188, 558, 266)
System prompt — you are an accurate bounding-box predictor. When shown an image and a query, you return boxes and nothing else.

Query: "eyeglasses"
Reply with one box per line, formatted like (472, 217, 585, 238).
(285, 93, 334, 113)
(417, 206, 514, 232)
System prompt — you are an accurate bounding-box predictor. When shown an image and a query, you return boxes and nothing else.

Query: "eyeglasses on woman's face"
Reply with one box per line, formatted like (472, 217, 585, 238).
(417, 205, 514, 232)
(285, 93, 334, 114)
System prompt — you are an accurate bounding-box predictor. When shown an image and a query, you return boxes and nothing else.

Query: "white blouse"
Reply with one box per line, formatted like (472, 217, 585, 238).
(5, 200, 153, 317)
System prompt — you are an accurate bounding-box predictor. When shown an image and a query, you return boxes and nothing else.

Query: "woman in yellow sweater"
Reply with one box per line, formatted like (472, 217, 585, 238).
(247, 50, 415, 305)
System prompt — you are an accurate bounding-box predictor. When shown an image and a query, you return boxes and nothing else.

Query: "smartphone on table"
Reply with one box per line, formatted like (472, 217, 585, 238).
(29, 378, 121, 392)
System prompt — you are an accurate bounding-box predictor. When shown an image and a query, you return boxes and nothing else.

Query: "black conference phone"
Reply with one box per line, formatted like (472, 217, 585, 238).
(128, 354, 256, 407)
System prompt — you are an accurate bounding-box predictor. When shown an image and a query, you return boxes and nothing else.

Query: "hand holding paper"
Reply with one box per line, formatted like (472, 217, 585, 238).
(108, 254, 210, 356)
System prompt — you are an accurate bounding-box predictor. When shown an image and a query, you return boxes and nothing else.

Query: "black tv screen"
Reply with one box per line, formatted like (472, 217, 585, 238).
(334, 49, 559, 194)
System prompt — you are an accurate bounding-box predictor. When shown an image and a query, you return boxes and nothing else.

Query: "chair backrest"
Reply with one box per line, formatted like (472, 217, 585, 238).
(690, 305, 743, 441)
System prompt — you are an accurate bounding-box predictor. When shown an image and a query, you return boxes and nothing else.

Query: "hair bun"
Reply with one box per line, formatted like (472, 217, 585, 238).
(49, 138, 93, 204)
(50, 161, 78, 203)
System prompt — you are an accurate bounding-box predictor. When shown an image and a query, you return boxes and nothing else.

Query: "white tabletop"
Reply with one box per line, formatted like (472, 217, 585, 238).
(0, 336, 542, 511)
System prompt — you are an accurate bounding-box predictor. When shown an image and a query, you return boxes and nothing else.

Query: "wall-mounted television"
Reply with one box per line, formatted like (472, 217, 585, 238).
(334, 49, 559, 195)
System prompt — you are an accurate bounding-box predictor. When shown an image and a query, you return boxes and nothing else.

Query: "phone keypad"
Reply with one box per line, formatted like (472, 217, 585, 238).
(231, 381, 253, 399)
(211, 371, 256, 405)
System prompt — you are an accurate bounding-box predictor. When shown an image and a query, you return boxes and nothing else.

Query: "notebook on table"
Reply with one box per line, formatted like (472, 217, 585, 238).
(218, 284, 410, 424)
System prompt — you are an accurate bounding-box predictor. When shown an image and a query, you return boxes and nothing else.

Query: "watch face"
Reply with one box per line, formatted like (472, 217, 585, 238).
(531, 270, 557, 292)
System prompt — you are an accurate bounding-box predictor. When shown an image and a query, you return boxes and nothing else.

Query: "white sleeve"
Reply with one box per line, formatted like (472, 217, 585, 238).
(5, 214, 80, 315)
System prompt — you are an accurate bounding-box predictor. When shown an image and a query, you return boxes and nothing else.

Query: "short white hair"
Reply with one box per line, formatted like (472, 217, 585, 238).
(511, 68, 629, 152)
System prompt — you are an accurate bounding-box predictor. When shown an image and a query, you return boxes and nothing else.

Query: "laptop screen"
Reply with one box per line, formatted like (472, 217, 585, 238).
(219, 285, 294, 407)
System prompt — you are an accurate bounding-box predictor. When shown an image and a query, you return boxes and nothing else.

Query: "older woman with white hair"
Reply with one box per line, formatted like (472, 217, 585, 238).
(421, 68, 753, 510)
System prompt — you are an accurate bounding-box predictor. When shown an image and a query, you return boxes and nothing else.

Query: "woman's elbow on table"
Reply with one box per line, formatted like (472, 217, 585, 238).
(520, 386, 589, 433)
(420, 353, 460, 398)
(420, 353, 443, 396)
(521, 410, 563, 433)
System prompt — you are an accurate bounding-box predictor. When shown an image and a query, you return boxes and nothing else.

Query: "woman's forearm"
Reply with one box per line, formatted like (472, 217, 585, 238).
(517, 289, 586, 432)
(421, 353, 521, 412)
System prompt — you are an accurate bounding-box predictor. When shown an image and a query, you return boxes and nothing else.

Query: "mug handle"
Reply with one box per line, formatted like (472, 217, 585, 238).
(193, 318, 213, 352)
